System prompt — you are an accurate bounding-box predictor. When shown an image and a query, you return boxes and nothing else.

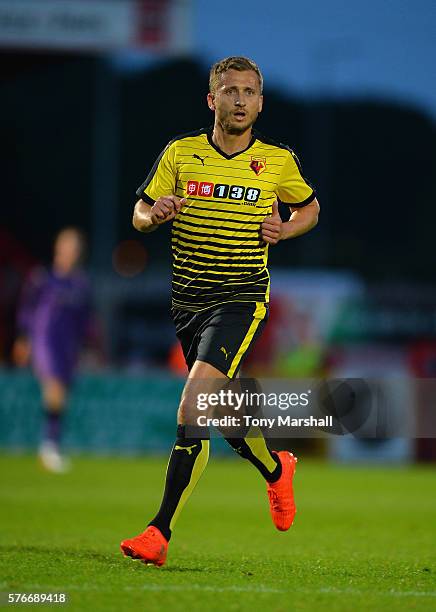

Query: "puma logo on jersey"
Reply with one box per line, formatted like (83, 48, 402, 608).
(174, 444, 197, 455)
(220, 346, 231, 360)
(193, 153, 207, 165)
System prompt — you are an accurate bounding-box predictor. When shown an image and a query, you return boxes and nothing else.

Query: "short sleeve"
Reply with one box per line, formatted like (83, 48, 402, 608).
(136, 141, 177, 204)
(276, 149, 315, 207)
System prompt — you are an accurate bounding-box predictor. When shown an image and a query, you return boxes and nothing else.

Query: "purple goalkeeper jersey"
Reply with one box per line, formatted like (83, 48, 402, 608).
(17, 267, 91, 384)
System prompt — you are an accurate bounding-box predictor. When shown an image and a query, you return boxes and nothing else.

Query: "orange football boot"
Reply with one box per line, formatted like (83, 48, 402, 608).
(120, 526, 168, 567)
(266, 451, 298, 531)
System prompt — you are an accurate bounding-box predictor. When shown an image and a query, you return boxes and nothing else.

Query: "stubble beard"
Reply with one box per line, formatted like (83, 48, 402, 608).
(219, 111, 258, 135)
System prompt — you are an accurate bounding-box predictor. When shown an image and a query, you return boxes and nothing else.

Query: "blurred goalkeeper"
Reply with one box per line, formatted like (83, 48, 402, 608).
(14, 228, 91, 473)
(121, 56, 319, 566)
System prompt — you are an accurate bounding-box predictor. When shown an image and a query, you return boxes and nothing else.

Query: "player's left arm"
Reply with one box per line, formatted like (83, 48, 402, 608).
(288, 198, 320, 240)
(262, 148, 320, 245)
(261, 198, 319, 244)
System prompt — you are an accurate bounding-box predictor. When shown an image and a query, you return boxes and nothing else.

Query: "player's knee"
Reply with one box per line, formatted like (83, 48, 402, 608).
(43, 380, 66, 412)
(178, 388, 207, 425)
(177, 396, 195, 425)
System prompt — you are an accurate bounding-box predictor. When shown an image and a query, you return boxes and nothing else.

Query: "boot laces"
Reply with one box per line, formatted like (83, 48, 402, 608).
(139, 529, 157, 544)
(268, 488, 281, 511)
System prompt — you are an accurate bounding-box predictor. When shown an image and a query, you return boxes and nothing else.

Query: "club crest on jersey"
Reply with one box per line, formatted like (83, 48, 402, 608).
(250, 157, 266, 176)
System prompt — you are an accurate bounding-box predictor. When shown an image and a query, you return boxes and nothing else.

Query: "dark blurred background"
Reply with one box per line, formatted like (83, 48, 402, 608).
(1, 0, 435, 460)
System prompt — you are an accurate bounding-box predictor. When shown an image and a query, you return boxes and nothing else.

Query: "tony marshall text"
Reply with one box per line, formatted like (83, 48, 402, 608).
(196, 415, 334, 428)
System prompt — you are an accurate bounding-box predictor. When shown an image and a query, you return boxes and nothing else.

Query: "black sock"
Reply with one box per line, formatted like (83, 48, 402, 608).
(149, 425, 209, 541)
(225, 425, 282, 482)
(43, 410, 62, 446)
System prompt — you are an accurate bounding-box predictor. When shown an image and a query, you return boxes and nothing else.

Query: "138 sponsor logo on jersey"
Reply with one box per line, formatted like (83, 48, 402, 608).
(186, 181, 261, 205)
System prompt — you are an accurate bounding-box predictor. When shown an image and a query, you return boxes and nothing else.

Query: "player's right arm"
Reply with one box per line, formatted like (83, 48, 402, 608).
(13, 267, 46, 367)
(133, 195, 186, 233)
(133, 141, 185, 233)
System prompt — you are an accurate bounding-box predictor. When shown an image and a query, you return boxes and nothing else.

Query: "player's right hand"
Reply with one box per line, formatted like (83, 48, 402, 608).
(150, 195, 186, 225)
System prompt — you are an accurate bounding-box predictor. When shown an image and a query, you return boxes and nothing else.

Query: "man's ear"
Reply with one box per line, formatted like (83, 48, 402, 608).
(258, 95, 263, 113)
(207, 92, 216, 111)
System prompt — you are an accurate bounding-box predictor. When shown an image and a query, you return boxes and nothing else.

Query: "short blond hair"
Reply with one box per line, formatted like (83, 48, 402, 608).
(209, 56, 263, 94)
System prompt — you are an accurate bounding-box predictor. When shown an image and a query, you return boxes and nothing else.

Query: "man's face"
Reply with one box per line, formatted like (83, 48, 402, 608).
(207, 69, 263, 135)
(54, 230, 83, 273)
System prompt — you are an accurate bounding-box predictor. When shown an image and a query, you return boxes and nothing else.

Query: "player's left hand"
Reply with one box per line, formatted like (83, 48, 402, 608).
(12, 336, 31, 367)
(261, 200, 282, 245)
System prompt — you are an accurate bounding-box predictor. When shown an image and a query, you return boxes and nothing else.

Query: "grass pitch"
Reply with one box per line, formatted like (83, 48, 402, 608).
(0, 453, 435, 611)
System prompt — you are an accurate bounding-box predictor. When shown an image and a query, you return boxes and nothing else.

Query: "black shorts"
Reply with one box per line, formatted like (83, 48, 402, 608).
(171, 302, 269, 379)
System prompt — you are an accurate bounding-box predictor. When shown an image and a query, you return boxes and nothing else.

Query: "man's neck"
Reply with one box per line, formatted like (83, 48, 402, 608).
(211, 123, 253, 155)
(53, 262, 75, 278)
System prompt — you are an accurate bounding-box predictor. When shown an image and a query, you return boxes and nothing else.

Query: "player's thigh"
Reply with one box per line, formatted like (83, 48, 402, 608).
(178, 360, 227, 424)
(196, 302, 268, 379)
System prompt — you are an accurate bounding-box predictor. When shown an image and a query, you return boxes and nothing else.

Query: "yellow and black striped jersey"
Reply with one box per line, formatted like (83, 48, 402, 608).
(136, 127, 315, 312)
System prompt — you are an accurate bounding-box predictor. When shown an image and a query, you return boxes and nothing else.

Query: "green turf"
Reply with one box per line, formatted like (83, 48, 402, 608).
(0, 453, 435, 611)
